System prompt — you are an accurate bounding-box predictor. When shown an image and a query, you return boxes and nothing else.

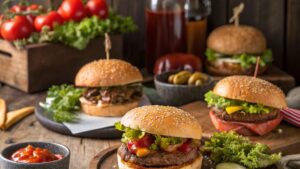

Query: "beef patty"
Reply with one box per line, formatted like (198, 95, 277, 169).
(211, 107, 279, 123)
(117, 143, 200, 167)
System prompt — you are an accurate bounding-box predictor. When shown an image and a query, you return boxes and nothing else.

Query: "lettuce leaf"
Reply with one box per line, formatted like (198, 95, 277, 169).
(203, 132, 281, 169)
(115, 122, 183, 150)
(205, 48, 273, 68)
(204, 91, 272, 114)
(39, 84, 85, 123)
(115, 122, 145, 143)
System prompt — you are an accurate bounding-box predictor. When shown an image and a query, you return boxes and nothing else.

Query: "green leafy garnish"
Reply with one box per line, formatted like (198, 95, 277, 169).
(115, 122, 183, 150)
(39, 84, 85, 123)
(205, 48, 273, 68)
(115, 122, 145, 143)
(13, 11, 137, 50)
(203, 132, 281, 169)
(204, 91, 272, 114)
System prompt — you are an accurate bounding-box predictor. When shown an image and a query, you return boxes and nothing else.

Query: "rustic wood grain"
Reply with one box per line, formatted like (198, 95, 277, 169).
(286, 0, 300, 84)
(227, 0, 286, 69)
(0, 86, 120, 169)
(1, 86, 299, 169)
(0, 36, 123, 93)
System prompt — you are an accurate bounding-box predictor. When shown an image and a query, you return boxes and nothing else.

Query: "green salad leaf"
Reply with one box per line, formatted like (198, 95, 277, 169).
(203, 132, 281, 169)
(115, 122, 183, 150)
(204, 91, 272, 114)
(39, 84, 85, 123)
(13, 11, 137, 50)
(115, 122, 145, 143)
(205, 48, 273, 68)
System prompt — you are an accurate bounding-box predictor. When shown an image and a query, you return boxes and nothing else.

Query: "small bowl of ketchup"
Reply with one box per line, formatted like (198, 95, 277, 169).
(0, 142, 70, 169)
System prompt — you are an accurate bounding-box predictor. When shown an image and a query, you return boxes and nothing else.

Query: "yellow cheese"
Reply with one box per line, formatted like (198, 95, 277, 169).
(136, 148, 150, 157)
(225, 106, 243, 114)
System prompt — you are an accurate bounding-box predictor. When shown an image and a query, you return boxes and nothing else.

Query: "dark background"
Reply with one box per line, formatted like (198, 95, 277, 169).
(2, 0, 300, 84)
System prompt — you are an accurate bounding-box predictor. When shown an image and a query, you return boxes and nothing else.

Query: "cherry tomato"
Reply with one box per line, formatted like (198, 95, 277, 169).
(135, 134, 155, 148)
(1, 15, 33, 41)
(10, 5, 27, 13)
(178, 140, 192, 153)
(58, 0, 86, 22)
(86, 0, 109, 19)
(34, 11, 64, 32)
(27, 4, 40, 11)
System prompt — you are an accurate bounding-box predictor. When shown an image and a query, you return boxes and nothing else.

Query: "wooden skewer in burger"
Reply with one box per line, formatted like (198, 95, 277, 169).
(204, 57, 287, 136)
(75, 33, 143, 117)
(205, 3, 273, 76)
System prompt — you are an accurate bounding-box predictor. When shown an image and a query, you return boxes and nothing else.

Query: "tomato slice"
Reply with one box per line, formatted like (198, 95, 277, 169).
(209, 110, 282, 136)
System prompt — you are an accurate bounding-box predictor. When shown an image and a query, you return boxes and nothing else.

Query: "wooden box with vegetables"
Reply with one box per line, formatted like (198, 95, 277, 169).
(0, 0, 137, 93)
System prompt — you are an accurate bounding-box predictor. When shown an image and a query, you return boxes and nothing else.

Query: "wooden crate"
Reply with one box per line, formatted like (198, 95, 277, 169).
(0, 35, 123, 93)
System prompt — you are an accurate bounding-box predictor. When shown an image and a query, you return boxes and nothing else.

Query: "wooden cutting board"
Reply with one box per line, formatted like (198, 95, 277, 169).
(181, 101, 300, 153)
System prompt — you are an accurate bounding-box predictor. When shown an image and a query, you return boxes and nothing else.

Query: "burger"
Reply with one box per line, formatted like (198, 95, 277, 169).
(75, 59, 143, 117)
(205, 25, 273, 75)
(204, 75, 287, 136)
(115, 105, 203, 169)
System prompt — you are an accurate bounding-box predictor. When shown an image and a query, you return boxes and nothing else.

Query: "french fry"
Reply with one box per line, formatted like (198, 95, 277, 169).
(0, 98, 6, 129)
(3, 107, 34, 130)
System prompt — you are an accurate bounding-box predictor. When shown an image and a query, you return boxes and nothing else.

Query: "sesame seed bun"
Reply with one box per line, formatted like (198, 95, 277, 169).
(120, 105, 202, 139)
(207, 25, 267, 55)
(81, 101, 139, 117)
(117, 154, 202, 169)
(213, 76, 287, 109)
(75, 59, 143, 87)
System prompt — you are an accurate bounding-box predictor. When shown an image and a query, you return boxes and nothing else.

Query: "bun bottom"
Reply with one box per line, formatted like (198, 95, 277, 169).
(206, 60, 268, 76)
(117, 154, 202, 169)
(81, 101, 139, 117)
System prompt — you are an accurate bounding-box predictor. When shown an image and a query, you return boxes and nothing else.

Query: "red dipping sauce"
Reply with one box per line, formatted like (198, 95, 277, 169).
(11, 145, 63, 163)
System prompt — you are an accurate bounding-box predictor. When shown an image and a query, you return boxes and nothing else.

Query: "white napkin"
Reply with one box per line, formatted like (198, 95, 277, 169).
(63, 95, 151, 134)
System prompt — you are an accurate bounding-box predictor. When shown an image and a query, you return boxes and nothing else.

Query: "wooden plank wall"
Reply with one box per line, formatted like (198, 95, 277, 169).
(2, 0, 300, 84)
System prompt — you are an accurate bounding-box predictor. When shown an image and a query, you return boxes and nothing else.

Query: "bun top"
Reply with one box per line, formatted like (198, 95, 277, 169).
(207, 25, 267, 55)
(75, 59, 143, 87)
(121, 105, 202, 139)
(213, 76, 287, 109)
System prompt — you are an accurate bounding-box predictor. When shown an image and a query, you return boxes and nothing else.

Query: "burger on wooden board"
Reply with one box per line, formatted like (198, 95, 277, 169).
(205, 3, 273, 75)
(204, 75, 287, 136)
(75, 34, 143, 117)
(115, 105, 203, 169)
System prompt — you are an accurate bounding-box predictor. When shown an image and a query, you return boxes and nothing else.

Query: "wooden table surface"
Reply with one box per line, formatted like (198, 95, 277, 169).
(1, 83, 300, 169)
(0, 86, 119, 169)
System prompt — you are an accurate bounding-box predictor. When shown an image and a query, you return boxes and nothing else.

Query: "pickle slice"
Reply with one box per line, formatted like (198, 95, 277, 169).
(216, 163, 246, 169)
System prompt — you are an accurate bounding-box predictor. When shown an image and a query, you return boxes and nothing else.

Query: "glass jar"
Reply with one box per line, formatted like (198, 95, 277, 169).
(146, 0, 187, 73)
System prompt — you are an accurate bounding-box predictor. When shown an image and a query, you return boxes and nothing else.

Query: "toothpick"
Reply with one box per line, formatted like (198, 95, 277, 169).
(254, 56, 261, 78)
(229, 3, 245, 26)
(105, 33, 111, 60)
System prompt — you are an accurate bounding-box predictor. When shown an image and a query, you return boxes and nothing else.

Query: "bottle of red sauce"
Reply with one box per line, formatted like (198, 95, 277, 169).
(146, 0, 187, 73)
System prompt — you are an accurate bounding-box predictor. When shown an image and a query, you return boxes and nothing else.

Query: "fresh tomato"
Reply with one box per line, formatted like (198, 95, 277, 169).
(27, 4, 40, 11)
(58, 0, 86, 21)
(135, 134, 155, 148)
(127, 140, 137, 154)
(86, 0, 109, 19)
(10, 4, 27, 13)
(178, 140, 192, 153)
(1, 15, 33, 41)
(34, 11, 64, 32)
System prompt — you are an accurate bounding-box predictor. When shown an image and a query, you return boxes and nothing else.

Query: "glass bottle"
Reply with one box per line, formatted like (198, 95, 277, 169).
(185, 0, 211, 60)
(146, 0, 187, 73)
